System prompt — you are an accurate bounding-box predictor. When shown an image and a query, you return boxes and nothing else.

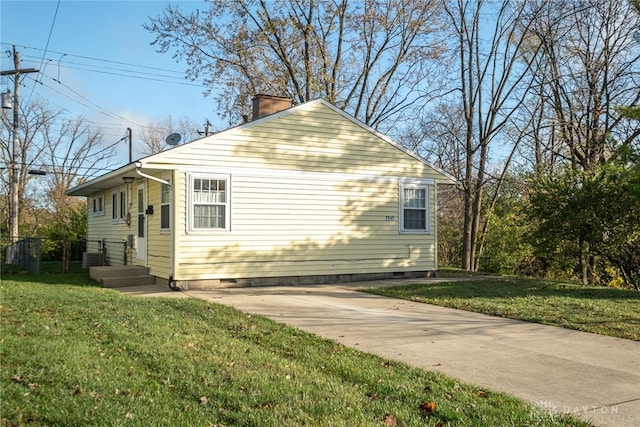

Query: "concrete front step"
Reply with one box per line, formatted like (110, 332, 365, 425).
(89, 265, 155, 288)
(101, 274, 157, 288)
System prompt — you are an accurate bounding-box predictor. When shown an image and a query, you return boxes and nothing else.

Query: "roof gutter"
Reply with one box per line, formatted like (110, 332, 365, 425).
(135, 162, 171, 186)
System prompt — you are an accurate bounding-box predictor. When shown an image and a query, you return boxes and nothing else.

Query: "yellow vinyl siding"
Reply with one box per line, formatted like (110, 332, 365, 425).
(139, 101, 444, 282)
(87, 186, 131, 242)
(144, 176, 172, 279)
(173, 172, 436, 280)
(86, 184, 134, 263)
(150, 103, 441, 180)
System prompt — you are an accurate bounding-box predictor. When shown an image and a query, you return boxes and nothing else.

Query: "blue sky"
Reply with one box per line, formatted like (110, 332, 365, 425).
(1, 0, 224, 162)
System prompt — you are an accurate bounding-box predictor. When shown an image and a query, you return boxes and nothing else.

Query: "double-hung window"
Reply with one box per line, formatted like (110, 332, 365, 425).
(188, 174, 230, 231)
(111, 187, 127, 224)
(119, 191, 126, 221)
(400, 184, 430, 233)
(112, 192, 118, 221)
(160, 183, 171, 230)
(92, 192, 104, 216)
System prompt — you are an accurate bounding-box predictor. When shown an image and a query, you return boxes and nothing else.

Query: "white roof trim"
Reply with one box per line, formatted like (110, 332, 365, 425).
(71, 98, 456, 195)
(66, 163, 138, 196)
(308, 100, 456, 183)
(138, 99, 456, 184)
(136, 101, 315, 167)
(178, 164, 436, 185)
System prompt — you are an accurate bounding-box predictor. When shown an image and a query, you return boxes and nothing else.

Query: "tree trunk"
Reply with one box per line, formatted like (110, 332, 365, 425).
(579, 238, 588, 285)
(462, 184, 474, 270)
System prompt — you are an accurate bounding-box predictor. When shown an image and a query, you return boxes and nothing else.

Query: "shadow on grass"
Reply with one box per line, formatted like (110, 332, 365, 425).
(360, 277, 640, 340)
(1, 261, 98, 287)
(399, 278, 640, 301)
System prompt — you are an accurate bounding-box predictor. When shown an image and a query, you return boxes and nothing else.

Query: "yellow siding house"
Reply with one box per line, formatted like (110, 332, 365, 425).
(67, 96, 455, 289)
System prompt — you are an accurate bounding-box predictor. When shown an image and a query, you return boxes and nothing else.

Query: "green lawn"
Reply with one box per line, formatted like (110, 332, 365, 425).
(361, 277, 640, 341)
(0, 272, 589, 426)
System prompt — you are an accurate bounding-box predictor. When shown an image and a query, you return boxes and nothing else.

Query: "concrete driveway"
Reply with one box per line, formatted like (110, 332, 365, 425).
(118, 278, 640, 427)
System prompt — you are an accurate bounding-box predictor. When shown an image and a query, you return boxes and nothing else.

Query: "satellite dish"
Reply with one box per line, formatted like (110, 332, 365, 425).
(165, 133, 182, 146)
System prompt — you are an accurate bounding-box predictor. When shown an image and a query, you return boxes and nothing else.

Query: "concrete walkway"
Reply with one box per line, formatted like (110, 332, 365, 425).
(117, 279, 640, 427)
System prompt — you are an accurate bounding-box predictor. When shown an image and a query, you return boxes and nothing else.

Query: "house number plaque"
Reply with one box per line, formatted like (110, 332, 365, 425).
(385, 216, 395, 221)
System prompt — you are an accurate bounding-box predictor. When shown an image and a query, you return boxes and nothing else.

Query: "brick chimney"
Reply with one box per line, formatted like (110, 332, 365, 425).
(252, 94, 292, 121)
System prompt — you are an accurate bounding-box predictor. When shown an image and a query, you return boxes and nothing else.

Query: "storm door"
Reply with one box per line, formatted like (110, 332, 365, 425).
(136, 183, 147, 263)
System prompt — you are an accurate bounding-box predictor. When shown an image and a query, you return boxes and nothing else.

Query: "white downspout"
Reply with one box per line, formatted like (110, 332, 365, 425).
(135, 163, 177, 290)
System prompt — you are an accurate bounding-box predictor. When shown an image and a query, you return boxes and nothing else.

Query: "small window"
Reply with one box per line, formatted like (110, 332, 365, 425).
(112, 192, 118, 221)
(400, 185, 430, 233)
(92, 193, 104, 216)
(160, 183, 170, 230)
(119, 191, 126, 220)
(188, 174, 230, 231)
(111, 187, 126, 223)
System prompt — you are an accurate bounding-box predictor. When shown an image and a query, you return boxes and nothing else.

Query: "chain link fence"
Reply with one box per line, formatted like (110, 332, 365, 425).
(3, 237, 41, 273)
(2, 237, 132, 273)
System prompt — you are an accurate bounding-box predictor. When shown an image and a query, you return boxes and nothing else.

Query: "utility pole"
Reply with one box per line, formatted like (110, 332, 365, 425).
(127, 127, 132, 163)
(1, 47, 38, 244)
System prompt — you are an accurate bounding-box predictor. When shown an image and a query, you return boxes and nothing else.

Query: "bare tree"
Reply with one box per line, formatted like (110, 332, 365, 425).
(441, 0, 551, 271)
(144, 0, 446, 130)
(1, 98, 116, 236)
(139, 116, 203, 156)
(41, 116, 116, 227)
(524, 0, 640, 172)
(2, 100, 52, 233)
(517, 0, 640, 284)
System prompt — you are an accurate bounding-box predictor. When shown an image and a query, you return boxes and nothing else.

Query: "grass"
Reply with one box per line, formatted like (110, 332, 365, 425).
(361, 277, 640, 341)
(0, 272, 589, 426)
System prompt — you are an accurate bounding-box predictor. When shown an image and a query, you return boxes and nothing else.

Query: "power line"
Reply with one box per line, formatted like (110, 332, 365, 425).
(2, 45, 213, 157)
(7, 76, 182, 141)
(19, 54, 204, 88)
(24, 0, 61, 107)
(8, 46, 210, 129)
(37, 1, 61, 73)
(2, 43, 202, 86)
(29, 74, 145, 127)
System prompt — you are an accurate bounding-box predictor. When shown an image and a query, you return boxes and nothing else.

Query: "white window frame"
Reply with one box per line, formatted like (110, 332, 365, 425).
(187, 173, 231, 233)
(160, 182, 171, 231)
(111, 191, 118, 222)
(111, 186, 127, 224)
(91, 192, 104, 216)
(119, 190, 126, 221)
(399, 183, 431, 234)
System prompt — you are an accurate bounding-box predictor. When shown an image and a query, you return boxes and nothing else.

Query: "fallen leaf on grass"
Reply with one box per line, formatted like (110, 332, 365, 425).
(255, 401, 273, 409)
(384, 413, 397, 425)
(420, 400, 437, 415)
(200, 396, 209, 406)
(476, 390, 489, 398)
(11, 375, 25, 383)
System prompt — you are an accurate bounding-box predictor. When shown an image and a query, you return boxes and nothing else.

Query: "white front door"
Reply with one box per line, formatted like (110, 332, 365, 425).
(136, 183, 147, 264)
